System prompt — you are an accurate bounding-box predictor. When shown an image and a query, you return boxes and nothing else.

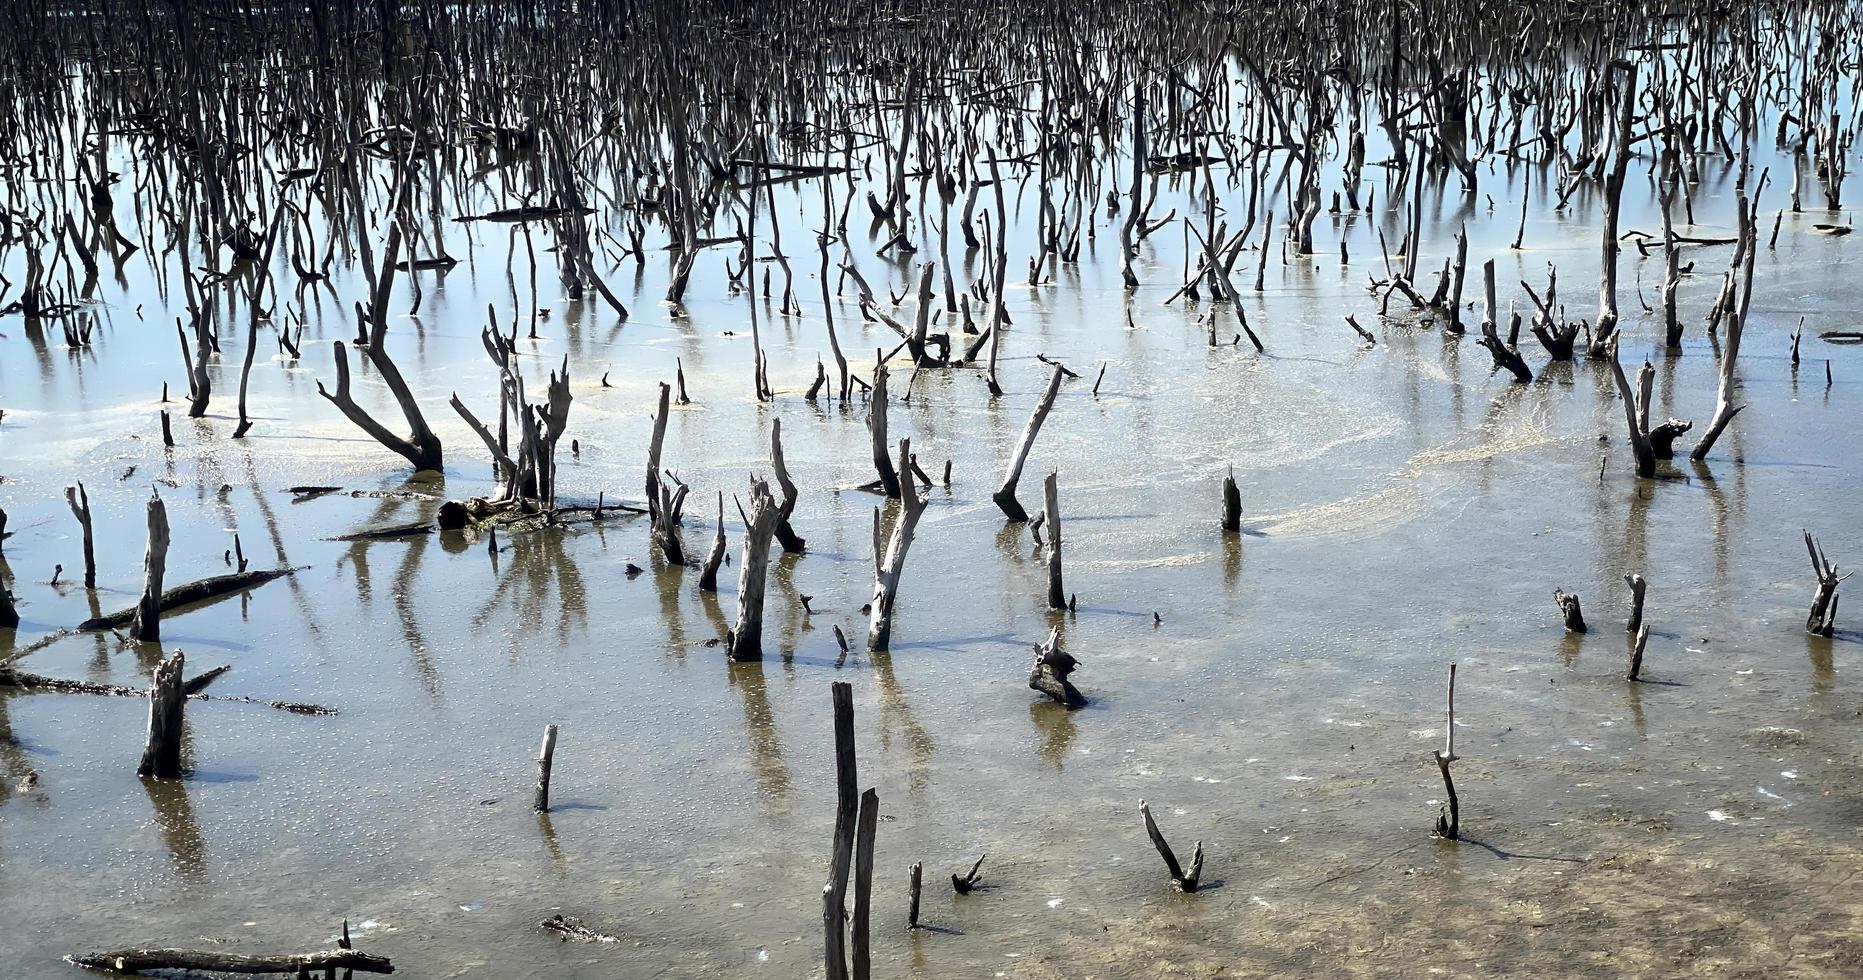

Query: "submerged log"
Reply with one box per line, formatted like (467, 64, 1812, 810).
(66, 948, 393, 975)
(85, 566, 299, 633)
(1138, 799, 1203, 892)
(136, 649, 185, 778)
(1027, 627, 1085, 708)
(951, 854, 986, 895)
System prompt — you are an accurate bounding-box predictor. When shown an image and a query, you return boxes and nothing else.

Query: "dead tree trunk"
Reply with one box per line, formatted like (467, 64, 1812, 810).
(731, 480, 779, 660)
(1432, 749, 1459, 840)
(1554, 589, 1586, 632)
(533, 724, 558, 812)
(1138, 799, 1203, 892)
(868, 438, 928, 651)
(1607, 347, 1659, 478)
(1220, 466, 1242, 532)
(1027, 627, 1084, 707)
(1624, 572, 1646, 634)
(1591, 61, 1639, 355)
(316, 222, 444, 472)
(647, 384, 687, 565)
(1626, 625, 1651, 681)
(868, 357, 901, 498)
(136, 649, 185, 778)
(1477, 260, 1531, 382)
(771, 419, 806, 552)
(825, 680, 858, 980)
(1805, 531, 1848, 636)
(1692, 189, 1758, 462)
(130, 491, 170, 643)
(851, 788, 879, 980)
(1043, 472, 1064, 609)
(66, 948, 393, 975)
(699, 492, 726, 592)
(64, 483, 95, 589)
(993, 362, 1065, 522)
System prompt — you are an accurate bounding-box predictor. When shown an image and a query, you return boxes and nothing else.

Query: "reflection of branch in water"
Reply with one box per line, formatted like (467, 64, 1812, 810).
(142, 774, 207, 884)
(698, 590, 730, 650)
(726, 659, 790, 813)
(472, 531, 591, 655)
(537, 811, 569, 876)
(1624, 676, 1647, 739)
(869, 649, 934, 796)
(391, 534, 439, 696)
(656, 558, 690, 660)
(246, 458, 326, 639)
(1029, 698, 1078, 770)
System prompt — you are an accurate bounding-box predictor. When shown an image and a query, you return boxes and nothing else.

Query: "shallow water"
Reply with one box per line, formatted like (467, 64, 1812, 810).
(5, 31, 1863, 980)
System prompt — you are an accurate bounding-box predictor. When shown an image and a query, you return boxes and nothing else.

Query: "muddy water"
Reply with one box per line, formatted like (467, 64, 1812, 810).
(3, 124, 1863, 977)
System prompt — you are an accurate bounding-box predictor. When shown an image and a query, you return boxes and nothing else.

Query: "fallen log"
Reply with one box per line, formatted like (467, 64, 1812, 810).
(80, 567, 303, 632)
(66, 948, 393, 974)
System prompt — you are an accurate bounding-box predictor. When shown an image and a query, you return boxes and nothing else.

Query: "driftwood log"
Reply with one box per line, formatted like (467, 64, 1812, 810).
(1028, 627, 1085, 708)
(66, 948, 393, 974)
(87, 566, 298, 634)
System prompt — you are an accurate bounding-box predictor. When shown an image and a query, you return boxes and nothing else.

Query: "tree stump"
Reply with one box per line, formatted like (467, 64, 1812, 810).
(137, 649, 186, 778)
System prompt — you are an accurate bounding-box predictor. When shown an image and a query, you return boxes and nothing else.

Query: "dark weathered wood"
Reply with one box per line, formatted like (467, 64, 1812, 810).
(533, 724, 558, 812)
(1805, 531, 1848, 636)
(1042, 472, 1064, 609)
(1624, 573, 1646, 635)
(907, 861, 923, 929)
(1626, 625, 1650, 681)
(64, 483, 95, 589)
(1220, 466, 1242, 532)
(771, 419, 806, 553)
(1139, 799, 1202, 892)
(1554, 589, 1586, 632)
(86, 566, 298, 634)
(66, 948, 393, 974)
(129, 491, 170, 642)
(825, 682, 857, 980)
(731, 480, 780, 660)
(1433, 749, 1460, 840)
(951, 854, 986, 894)
(868, 438, 928, 650)
(699, 492, 726, 592)
(137, 649, 185, 778)
(851, 788, 879, 980)
(1027, 627, 1085, 708)
(993, 363, 1065, 522)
